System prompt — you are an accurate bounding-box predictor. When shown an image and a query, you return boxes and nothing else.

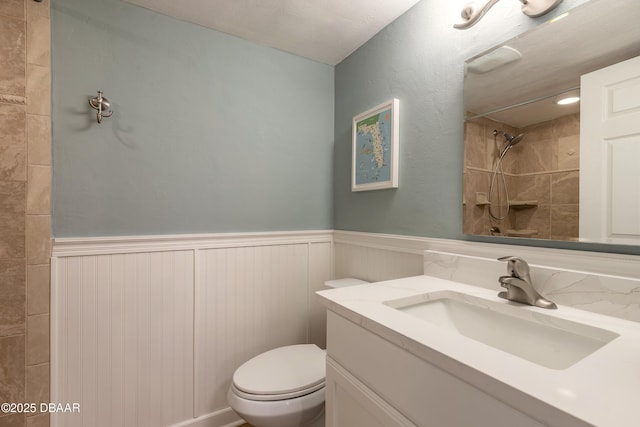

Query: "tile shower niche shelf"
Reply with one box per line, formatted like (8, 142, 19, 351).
(474, 192, 490, 206)
(509, 200, 538, 209)
(506, 229, 538, 237)
(471, 194, 538, 209)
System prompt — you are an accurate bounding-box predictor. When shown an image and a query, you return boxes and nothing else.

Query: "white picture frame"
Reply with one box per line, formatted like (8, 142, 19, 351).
(351, 98, 400, 191)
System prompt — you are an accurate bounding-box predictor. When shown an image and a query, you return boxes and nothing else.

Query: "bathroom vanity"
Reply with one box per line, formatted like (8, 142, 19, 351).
(317, 276, 640, 427)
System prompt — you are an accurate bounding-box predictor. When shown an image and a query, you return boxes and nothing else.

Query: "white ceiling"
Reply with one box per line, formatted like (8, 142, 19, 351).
(124, 0, 422, 65)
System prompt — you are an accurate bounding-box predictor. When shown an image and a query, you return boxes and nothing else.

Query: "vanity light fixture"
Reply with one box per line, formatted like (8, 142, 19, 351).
(454, 0, 564, 29)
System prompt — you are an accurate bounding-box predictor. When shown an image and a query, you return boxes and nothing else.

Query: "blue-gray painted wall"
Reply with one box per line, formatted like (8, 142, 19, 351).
(51, 0, 334, 237)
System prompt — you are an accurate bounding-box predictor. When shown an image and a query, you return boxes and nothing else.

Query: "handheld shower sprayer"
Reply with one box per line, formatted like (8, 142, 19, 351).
(494, 130, 524, 159)
(488, 129, 525, 221)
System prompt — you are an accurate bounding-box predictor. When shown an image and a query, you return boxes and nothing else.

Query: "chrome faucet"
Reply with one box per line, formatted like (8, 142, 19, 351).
(497, 256, 557, 309)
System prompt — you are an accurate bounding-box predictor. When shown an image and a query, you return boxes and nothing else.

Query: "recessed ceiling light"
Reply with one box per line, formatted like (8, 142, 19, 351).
(557, 96, 580, 105)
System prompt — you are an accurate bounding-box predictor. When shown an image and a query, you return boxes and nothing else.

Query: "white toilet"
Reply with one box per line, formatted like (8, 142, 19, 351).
(227, 278, 368, 427)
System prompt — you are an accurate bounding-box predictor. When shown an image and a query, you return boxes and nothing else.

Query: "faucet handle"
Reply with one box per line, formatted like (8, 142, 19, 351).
(497, 256, 530, 277)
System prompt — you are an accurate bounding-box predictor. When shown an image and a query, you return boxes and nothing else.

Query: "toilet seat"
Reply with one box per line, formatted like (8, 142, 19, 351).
(231, 381, 325, 401)
(232, 344, 326, 402)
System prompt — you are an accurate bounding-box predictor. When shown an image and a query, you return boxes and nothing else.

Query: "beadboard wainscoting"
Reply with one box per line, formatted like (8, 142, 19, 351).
(51, 232, 333, 427)
(333, 231, 427, 282)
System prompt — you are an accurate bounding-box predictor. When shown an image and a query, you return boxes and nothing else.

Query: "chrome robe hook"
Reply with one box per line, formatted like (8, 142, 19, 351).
(89, 91, 113, 124)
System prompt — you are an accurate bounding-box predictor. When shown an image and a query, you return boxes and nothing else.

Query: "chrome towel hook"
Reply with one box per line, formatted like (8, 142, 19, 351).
(89, 91, 113, 124)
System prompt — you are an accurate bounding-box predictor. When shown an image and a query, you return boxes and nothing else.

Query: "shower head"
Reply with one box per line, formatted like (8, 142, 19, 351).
(493, 130, 524, 159)
(504, 132, 524, 147)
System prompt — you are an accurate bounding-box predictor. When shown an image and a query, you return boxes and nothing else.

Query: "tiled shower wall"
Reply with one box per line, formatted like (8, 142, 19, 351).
(464, 113, 580, 240)
(464, 117, 518, 235)
(0, 0, 52, 426)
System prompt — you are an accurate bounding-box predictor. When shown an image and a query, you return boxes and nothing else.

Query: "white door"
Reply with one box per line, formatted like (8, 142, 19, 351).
(580, 55, 640, 244)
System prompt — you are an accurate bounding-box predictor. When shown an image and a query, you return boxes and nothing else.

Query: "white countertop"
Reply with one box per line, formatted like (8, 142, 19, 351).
(316, 275, 640, 427)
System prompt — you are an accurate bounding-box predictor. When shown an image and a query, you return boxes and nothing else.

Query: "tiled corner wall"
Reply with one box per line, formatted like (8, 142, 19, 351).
(464, 113, 580, 240)
(0, 0, 52, 426)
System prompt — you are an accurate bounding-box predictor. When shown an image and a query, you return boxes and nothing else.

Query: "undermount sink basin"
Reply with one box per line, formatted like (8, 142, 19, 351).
(384, 291, 619, 370)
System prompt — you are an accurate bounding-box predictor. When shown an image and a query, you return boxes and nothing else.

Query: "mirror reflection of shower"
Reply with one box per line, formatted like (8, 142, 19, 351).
(488, 129, 525, 222)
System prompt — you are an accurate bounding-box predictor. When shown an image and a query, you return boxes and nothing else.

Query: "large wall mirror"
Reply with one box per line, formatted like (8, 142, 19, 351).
(463, 0, 640, 245)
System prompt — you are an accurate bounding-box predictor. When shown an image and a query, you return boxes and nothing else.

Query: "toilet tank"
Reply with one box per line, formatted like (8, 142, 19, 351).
(314, 278, 369, 349)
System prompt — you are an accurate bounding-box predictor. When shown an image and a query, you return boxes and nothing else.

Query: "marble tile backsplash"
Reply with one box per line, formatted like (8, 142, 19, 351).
(424, 250, 640, 323)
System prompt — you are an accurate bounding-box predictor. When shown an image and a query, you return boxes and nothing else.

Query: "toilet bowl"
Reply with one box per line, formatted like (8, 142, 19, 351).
(228, 344, 326, 427)
(227, 278, 368, 427)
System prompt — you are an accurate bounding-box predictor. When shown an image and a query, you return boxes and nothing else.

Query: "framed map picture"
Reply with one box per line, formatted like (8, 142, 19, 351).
(352, 98, 399, 191)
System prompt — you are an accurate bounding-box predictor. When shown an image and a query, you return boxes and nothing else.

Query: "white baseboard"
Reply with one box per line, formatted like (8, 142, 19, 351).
(169, 408, 243, 427)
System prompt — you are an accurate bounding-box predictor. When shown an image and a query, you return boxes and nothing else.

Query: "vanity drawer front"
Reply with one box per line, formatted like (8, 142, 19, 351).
(326, 311, 546, 427)
(326, 357, 415, 427)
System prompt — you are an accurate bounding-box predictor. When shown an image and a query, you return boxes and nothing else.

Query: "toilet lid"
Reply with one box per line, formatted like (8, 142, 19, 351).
(233, 344, 326, 397)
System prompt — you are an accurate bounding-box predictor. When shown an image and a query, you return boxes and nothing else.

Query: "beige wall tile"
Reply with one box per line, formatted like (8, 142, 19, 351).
(464, 169, 489, 205)
(26, 314, 48, 366)
(26, 16, 49, 67)
(0, 413, 26, 427)
(463, 120, 486, 170)
(0, 103, 27, 181)
(518, 122, 553, 173)
(556, 135, 580, 170)
(26, 413, 49, 426)
(27, 265, 49, 316)
(27, 114, 50, 166)
(550, 205, 579, 241)
(26, 0, 48, 20)
(516, 174, 551, 205)
(0, 335, 26, 404)
(26, 363, 49, 405)
(0, 15, 26, 98)
(552, 112, 580, 139)
(551, 171, 580, 205)
(0, 181, 26, 259)
(0, 259, 26, 337)
(516, 136, 553, 174)
(0, 0, 25, 20)
(26, 65, 49, 116)
(26, 215, 50, 265)
(26, 165, 50, 215)
(514, 205, 551, 240)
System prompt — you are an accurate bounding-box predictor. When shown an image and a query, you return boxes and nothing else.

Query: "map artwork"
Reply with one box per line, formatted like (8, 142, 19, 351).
(355, 108, 392, 185)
